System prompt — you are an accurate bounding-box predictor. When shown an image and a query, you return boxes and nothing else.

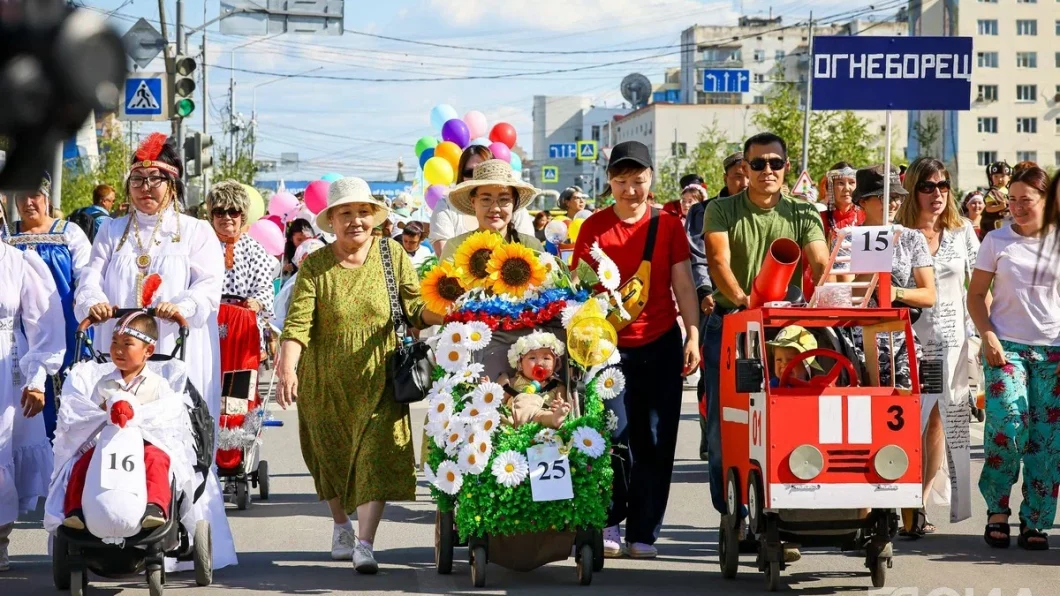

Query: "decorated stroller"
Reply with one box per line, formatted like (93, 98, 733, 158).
(420, 231, 625, 587)
(51, 310, 214, 596)
(216, 298, 273, 510)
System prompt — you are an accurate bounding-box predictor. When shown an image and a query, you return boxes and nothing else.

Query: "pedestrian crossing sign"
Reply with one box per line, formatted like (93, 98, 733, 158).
(792, 169, 814, 197)
(576, 140, 598, 161)
(542, 165, 559, 183)
(120, 74, 169, 121)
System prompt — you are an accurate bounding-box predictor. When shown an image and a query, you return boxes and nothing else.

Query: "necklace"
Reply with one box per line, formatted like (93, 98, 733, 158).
(130, 208, 165, 270)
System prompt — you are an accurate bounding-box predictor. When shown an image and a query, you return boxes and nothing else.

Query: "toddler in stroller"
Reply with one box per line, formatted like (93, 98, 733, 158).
(44, 309, 215, 595)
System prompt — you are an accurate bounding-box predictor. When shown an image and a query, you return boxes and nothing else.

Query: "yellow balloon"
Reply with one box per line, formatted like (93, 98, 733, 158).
(567, 218, 584, 242)
(567, 317, 618, 368)
(424, 156, 455, 187)
(241, 184, 265, 225)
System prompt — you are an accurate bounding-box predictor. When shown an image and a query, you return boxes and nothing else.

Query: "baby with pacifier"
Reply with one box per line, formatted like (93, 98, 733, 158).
(497, 331, 571, 429)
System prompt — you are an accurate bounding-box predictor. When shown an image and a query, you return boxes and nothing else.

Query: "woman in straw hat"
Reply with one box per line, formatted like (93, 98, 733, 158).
(276, 177, 442, 574)
(440, 159, 543, 261)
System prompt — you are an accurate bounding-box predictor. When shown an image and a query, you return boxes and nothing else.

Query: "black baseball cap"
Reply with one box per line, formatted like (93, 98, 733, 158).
(608, 141, 653, 170)
(679, 174, 704, 188)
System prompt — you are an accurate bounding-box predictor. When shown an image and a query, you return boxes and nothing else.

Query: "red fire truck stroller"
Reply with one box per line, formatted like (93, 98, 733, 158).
(216, 298, 271, 510)
(716, 234, 942, 591)
(52, 310, 214, 596)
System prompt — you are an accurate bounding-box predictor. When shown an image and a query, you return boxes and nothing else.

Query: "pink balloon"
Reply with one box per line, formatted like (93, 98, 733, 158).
(463, 111, 488, 140)
(248, 219, 285, 256)
(267, 191, 299, 220)
(425, 185, 447, 210)
(304, 180, 330, 215)
(488, 142, 511, 163)
(264, 214, 284, 233)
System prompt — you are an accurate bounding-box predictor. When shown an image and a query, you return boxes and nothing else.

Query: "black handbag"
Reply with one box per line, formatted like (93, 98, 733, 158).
(379, 239, 434, 404)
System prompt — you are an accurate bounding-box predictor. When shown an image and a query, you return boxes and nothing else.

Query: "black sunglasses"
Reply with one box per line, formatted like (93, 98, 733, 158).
(748, 157, 787, 172)
(212, 207, 242, 219)
(916, 180, 950, 194)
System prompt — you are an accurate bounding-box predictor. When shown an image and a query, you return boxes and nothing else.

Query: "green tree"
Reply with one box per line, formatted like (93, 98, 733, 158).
(911, 115, 940, 155)
(654, 126, 730, 204)
(752, 70, 879, 184)
(62, 134, 133, 213)
(213, 128, 257, 186)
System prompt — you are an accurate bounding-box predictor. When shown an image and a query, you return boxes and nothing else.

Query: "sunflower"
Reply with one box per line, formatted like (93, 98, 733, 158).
(454, 231, 503, 288)
(421, 261, 466, 315)
(486, 243, 547, 297)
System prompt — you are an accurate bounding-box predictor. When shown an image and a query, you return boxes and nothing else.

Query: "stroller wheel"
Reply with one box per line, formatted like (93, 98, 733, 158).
(258, 460, 270, 500)
(70, 568, 87, 596)
(235, 481, 250, 510)
(435, 510, 454, 575)
(148, 567, 164, 596)
(194, 520, 214, 587)
(52, 532, 71, 589)
(576, 544, 593, 586)
(470, 545, 487, 588)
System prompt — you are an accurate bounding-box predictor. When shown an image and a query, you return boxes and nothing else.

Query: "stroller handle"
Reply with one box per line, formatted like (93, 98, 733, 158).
(73, 307, 190, 363)
(77, 308, 189, 333)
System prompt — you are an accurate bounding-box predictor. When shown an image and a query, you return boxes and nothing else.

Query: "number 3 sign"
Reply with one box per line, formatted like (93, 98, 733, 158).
(527, 443, 574, 502)
(848, 226, 896, 274)
(99, 427, 147, 492)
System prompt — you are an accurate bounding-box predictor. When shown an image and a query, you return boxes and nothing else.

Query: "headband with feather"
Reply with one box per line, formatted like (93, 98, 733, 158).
(131, 133, 180, 178)
(115, 273, 163, 345)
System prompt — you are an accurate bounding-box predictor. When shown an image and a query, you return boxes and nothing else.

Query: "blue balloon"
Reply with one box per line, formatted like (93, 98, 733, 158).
(418, 147, 435, 169)
(470, 137, 490, 147)
(321, 173, 343, 182)
(430, 104, 459, 134)
(510, 153, 523, 172)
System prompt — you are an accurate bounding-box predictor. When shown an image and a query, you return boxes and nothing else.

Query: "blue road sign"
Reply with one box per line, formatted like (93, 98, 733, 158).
(811, 36, 973, 111)
(124, 76, 164, 116)
(548, 143, 577, 159)
(702, 69, 750, 93)
(577, 140, 598, 161)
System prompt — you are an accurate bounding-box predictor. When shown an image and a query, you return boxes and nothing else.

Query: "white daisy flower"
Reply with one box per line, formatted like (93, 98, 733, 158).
(491, 450, 530, 488)
(443, 418, 468, 454)
(610, 289, 631, 320)
(590, 241, 607, 264)
(441, 322, 469, 347)
(463, 403, 485, 419)
(572, 426, 606, 458)
(434, 460, 464, 495)
(437, 342, 471, 373)
(468, 431, 493, 459)
(560, 302, 583, 329)
(605, 410, 619, 433)
(534, 428, 559, 445)
(472, 409, 501, 435)
(430, 375, 458, 396)
(428, 393, 455, 418)
(463, 321, 492, 351)
(597, 259, 621, 291)
(471, 382, 504, 411)
(596, 367, 626, 401)
(454, 362, 485, 384)
(423, 462, 437, 483)
(457, 444, 488, 475)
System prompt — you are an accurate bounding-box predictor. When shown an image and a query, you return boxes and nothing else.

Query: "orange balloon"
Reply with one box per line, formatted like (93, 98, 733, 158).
(434, 141, 462, 169)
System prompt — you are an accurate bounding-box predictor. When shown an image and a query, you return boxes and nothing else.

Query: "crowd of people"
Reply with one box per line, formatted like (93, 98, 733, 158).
(0, 127, 1058, 578)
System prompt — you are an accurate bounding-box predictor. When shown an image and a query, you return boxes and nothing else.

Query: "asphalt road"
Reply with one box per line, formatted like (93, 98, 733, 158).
(3, 382, 1058, 596)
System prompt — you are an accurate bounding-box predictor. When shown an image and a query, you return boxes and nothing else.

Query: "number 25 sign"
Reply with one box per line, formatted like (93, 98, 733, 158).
(848, 226, 896, 274)
(527, 443, 574, 502)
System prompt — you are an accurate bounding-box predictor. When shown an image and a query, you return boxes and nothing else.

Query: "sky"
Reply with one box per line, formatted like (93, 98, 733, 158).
(82, 0, 863, 182)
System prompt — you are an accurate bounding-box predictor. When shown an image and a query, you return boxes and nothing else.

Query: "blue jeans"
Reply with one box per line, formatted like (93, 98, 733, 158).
(702, 307, 730, 514)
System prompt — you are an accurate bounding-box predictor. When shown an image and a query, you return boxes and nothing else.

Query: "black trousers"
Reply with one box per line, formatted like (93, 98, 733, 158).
(605, 325, 684, 545)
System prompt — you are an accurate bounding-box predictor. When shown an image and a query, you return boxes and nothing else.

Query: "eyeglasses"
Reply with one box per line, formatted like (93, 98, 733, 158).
(477, 197, 514, 209)
(128, 175, 168, 189)
(211, 207, 242, 219)
(748, 157, 786, 172)
(916, 180, 951, 194)
(1007, 197, 1042, 209)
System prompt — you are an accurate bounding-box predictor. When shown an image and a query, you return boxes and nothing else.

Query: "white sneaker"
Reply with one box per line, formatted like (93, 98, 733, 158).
(353, 541, 378, 574)
(603, 525, 623, 558)
(331, 526, 356, 560)
(627, 542, 658, 559)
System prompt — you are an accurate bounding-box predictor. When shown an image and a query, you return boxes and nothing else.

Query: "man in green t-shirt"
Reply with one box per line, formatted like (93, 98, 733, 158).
(699, 132, 829, 552)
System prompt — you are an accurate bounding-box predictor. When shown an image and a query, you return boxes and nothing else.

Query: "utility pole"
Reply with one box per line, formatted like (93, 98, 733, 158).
(229, 50, 236, 158)
(201, 15, 210, 198)
(799, 12, 814, 176)
(174, 0, 186, 186)
(51, 142, 63, 215)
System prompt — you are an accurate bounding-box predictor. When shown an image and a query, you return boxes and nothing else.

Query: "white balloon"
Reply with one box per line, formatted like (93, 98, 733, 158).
(574, 209, 593, 220)
(544, 219, 568, 244)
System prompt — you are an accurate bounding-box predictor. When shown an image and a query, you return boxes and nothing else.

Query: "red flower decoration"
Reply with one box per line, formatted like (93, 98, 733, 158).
(110, 400, 135, 428)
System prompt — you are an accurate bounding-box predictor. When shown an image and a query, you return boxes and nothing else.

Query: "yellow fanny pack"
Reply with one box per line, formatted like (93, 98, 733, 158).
(605, 211, 660, 333)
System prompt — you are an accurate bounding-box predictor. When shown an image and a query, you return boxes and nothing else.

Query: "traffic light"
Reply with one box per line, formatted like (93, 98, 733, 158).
(171, 54, 197, 119)
(183, 132, 213, 177)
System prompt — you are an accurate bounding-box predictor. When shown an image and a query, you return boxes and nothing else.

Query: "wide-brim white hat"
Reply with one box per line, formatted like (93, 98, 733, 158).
(447, 159, 538, 216)
(316, 177, 390, 233)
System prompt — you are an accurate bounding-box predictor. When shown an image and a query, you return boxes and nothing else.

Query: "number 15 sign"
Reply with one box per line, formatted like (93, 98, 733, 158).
(848, 226, 896, 274)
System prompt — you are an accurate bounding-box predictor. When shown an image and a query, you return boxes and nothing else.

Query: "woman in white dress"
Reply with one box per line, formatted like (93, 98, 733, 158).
(73, 133, 237, 570)
(0, 242, 65, 571)
(895, 157, 979, 534)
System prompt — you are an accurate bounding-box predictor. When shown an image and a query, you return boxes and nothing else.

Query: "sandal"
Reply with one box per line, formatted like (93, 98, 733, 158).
(983, 511, 1011, 548)
(899, 508, 929, 540)
(1017, 523, 1049, 551)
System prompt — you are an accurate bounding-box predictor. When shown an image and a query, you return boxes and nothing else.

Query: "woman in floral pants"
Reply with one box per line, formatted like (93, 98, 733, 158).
(968, 166, 1060, 550)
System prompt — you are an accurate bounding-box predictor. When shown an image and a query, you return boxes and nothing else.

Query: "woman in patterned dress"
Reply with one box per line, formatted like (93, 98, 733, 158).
(276, 177, 442, 574)
(206, 181, 275, 362)
(5, 173, 91, 440)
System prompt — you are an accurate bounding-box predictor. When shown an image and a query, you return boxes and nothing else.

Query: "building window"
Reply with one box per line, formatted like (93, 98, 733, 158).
(754, 49, 765, 62)
(978, 151, 998, 166)
(672, 142, 687, 157)
(1055, 118, 1060, 133)
(1016, 151, 1037, 162)
(1016, 84, 1038, 102)
(1016, 20, 1037, 35)
(978, 84, 999, 101)
(1056, 52, 1060, 67)
(1017, 117, 1038, 133)
(977, 52, 998, 68)
(775, 50, 785, 61)
(1055, 151, 1060, 167)
(977, 0, 997, 3)
(978, 20, 998, 35)
(754, 73, 765, 83)
(978, 117, 998, 133)
(1017, 0, 1036, 3)
(1056, 19, 1060, 34)
(1017, 52, 1037, 68)
(754, 95, 765, 104)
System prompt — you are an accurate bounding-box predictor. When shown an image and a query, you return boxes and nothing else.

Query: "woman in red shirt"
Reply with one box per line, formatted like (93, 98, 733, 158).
(572, 141, 701, 560)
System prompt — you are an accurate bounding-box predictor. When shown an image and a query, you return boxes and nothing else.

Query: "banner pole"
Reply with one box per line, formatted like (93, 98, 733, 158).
(883, 109, 892, 224)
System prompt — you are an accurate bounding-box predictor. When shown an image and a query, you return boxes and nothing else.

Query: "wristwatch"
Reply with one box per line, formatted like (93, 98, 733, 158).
(896, 288, 906, 302)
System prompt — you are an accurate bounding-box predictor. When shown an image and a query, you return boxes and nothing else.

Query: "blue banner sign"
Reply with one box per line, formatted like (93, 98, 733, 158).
(549, 143, 578, 159)
(811, 36, 973, 111)
(702, 69, 749, 93)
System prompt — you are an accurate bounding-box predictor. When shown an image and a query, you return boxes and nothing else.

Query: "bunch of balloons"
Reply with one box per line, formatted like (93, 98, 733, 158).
(414, 104, 522, 202)
(250, 172, 344, 256)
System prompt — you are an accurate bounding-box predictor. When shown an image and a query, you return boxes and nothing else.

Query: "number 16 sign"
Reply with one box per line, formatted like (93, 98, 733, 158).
(527, 443, 574, 502)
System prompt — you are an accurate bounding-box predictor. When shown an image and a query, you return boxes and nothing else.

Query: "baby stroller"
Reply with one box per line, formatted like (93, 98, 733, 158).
(51, 310, 214, 596)
(216, 298, 272, 511)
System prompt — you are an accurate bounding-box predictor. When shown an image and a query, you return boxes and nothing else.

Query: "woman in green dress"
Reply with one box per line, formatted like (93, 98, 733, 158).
(276, 177, 442, 574)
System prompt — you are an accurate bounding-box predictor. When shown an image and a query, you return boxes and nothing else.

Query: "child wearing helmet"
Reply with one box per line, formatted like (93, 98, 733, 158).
(767, 325, 824, 388)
